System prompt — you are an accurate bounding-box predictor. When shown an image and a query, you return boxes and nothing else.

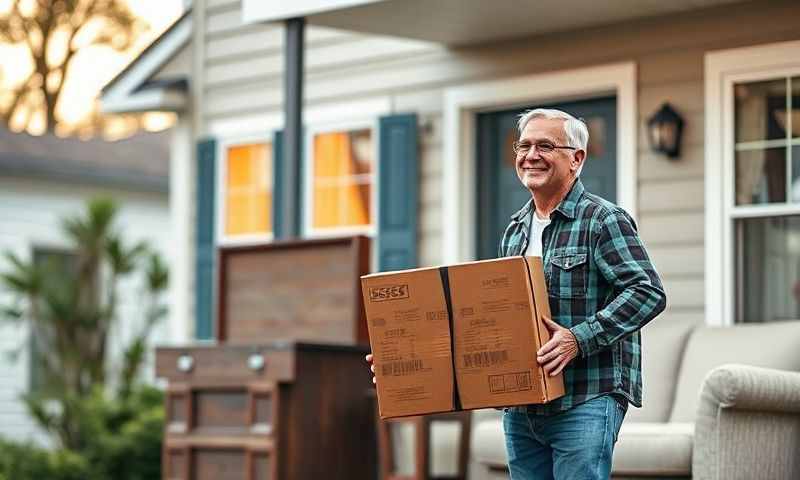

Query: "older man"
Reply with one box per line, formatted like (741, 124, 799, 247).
(499, 108, 666, 479)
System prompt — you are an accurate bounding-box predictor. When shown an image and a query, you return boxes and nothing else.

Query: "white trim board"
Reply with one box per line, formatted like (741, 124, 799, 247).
(705, 39, 800, 326)
(100, 13, 191, 114)
(442, 62, 638, 263)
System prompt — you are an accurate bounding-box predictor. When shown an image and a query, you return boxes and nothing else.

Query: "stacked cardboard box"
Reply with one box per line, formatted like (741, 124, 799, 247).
(362, 256, 565, 419)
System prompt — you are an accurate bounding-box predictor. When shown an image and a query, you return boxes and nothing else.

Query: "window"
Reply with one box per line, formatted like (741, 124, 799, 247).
(732, 76, 800, 323)
(220, 141, 273, 242)
(30, 248, 77, 393)
(706, 41, 800, 325)
(306, 127, 376, 236)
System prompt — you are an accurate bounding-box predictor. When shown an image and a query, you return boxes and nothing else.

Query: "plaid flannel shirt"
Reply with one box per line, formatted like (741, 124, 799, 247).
(499, 179, 666, 414)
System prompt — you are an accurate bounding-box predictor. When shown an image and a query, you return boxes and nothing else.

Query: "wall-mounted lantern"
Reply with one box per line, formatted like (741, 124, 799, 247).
(647, 103, 685, 160)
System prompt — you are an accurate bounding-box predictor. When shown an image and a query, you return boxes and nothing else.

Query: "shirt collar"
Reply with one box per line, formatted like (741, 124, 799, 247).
(509, 179, 584, 222)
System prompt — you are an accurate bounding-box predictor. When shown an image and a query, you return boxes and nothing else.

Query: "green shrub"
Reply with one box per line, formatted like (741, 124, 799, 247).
(0, 439, 89, 480)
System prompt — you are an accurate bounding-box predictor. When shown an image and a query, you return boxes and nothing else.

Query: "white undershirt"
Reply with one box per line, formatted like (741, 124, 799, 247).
(524, 211, 552, 257)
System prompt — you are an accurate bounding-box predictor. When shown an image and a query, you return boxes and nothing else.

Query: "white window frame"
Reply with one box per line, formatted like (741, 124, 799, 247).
(705, 40, 800, 326)
(216, 133, 276, 247)
(302, 118, 379, 239)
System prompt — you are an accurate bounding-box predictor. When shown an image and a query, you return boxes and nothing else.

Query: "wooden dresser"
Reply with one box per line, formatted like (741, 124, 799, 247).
(156, 237, 376, 480)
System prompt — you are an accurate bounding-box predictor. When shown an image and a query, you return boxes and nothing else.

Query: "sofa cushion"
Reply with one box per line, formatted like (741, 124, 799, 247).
(626, 314, 697, 423)
(670, 320, 800, 423)
(470, 417, 507, 467)
(612, 422, 694, 477)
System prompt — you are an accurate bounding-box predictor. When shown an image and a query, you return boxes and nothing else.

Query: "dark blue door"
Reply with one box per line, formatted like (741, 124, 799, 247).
(476, 96, 617, 259)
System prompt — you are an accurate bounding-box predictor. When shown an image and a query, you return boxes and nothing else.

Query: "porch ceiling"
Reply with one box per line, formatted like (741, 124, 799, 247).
(287, 0, 750, 46)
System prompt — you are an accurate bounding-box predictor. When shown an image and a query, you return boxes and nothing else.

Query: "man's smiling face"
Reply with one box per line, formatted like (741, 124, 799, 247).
(515, 117, 582, 194)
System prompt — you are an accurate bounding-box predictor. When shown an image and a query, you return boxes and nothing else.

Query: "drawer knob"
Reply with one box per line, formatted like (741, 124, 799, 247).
(177, 354, 194, 372)
(248, 354, 265, 371)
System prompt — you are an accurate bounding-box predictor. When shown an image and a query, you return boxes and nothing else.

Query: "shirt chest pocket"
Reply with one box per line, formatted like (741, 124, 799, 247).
(548, 249, 589, 298)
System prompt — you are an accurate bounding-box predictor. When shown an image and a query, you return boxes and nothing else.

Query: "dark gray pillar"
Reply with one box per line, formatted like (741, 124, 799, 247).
(281, 17, 304, 238)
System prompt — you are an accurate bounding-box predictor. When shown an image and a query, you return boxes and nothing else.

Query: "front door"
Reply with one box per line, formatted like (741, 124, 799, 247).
(476, 96, 617, 259)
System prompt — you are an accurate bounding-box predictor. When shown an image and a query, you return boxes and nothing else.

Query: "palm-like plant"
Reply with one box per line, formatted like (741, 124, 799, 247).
(0, 197, 168, 450)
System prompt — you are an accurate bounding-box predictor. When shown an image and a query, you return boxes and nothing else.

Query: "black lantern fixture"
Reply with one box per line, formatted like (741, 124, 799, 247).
(647, 103, 684, 159)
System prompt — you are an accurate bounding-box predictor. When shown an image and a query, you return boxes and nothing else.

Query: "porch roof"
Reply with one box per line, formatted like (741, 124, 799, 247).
(242, 0, 750, 46)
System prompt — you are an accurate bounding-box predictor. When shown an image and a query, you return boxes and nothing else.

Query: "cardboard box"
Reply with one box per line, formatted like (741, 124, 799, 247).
(361, 256, 565, 419)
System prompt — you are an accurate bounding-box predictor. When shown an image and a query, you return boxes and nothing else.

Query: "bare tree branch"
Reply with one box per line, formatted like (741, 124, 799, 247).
(0, 0, 144, 133)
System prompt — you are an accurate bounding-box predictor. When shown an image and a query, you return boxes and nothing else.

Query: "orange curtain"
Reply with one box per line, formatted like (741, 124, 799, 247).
(313, 131, 372, 228)
(225, 143, 272, 236)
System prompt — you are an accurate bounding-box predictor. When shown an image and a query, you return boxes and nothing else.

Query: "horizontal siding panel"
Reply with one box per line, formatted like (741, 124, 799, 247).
(639, 80, 703, 117)
(205, 36, 437, 89)
(418, 230, 442, 267)
(206, 8, 243, 36)
(638, 144, 704, 181)
(419, 171, 442, 207)
(419, 115, 443, 149)
(638, 49, 704, 86)
(206, 27, 283, 60)
(204, 82, 273, 117)
(662, 277, 704, 309)
(394, 89, 445, 116)
(420, 151, 441, 178)
(204, 50, 478, 118)
(649, 244, 705, 277)
(639, 211, 704, 246)
(207, 0, 239, 10)
(419, 202, 441, 237)
(639, 178, 704, 213)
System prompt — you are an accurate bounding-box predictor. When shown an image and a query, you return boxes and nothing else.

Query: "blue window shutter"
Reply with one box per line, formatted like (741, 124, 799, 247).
(272, 130, 284, 238)
(195, 138, 216, 340)
(378, 114, 418, 271)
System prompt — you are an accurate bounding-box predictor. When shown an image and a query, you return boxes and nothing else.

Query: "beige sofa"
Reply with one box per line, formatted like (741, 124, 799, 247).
(466, 319, 800, 480)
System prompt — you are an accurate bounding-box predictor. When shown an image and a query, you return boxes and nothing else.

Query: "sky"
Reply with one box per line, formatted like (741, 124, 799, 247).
(0, 0, 185, 135)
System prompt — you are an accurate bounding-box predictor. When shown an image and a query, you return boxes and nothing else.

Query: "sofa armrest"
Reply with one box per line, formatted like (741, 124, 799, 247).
(700, 364, 800, 413)
(694, 364, 800, 480)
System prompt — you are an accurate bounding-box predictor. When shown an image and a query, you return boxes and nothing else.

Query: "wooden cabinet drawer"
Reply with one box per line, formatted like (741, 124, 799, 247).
(156, 345, 294, 382)
(164, 445, 275, 480)
(166, 384, 278, 436)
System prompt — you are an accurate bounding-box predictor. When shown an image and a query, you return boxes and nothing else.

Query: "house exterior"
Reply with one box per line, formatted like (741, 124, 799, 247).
(0, 128, 175, 443)
(101, 0, 800, 352)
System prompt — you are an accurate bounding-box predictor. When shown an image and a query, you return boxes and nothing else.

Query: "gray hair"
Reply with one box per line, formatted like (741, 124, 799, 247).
(516, 108, 589, 152)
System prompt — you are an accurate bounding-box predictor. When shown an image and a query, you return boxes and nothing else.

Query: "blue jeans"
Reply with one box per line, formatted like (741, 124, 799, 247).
(502, 395, 626, 480)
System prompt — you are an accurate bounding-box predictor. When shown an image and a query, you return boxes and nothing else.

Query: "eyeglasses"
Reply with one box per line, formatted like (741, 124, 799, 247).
(512, 141, 577, 156)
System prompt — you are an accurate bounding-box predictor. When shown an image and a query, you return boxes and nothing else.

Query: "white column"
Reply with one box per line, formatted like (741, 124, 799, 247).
(169, 114, 194, 343)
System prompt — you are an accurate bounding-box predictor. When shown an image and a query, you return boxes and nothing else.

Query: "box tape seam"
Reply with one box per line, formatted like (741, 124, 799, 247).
(438, 266, 462, 411)
(522, 256, 550, 402)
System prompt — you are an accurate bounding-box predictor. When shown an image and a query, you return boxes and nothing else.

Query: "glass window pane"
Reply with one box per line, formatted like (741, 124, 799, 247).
(227, 146, 253, 187)
(791, 77, 800, 139)
(349, 129, 373, 175)
(343, 183, 372, 226)
(313, 185, 340, 228)
(224, 142, 271, 236)
(735, 147, 786, 205)
(734, 79, 787, 143)
(225, 193, 249, 235)
(312, 128, 374, 229)
(314, 133, 347, 178)
(735, 215, 800, 323)
(791, 146, 800, 203)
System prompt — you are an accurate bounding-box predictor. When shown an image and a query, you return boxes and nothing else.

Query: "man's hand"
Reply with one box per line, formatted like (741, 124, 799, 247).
(365, 353, 376, 384)
(537, 317, 579, 377)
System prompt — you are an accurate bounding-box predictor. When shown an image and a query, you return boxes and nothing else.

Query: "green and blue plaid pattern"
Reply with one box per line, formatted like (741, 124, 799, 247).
(499, 179, 666, 414)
